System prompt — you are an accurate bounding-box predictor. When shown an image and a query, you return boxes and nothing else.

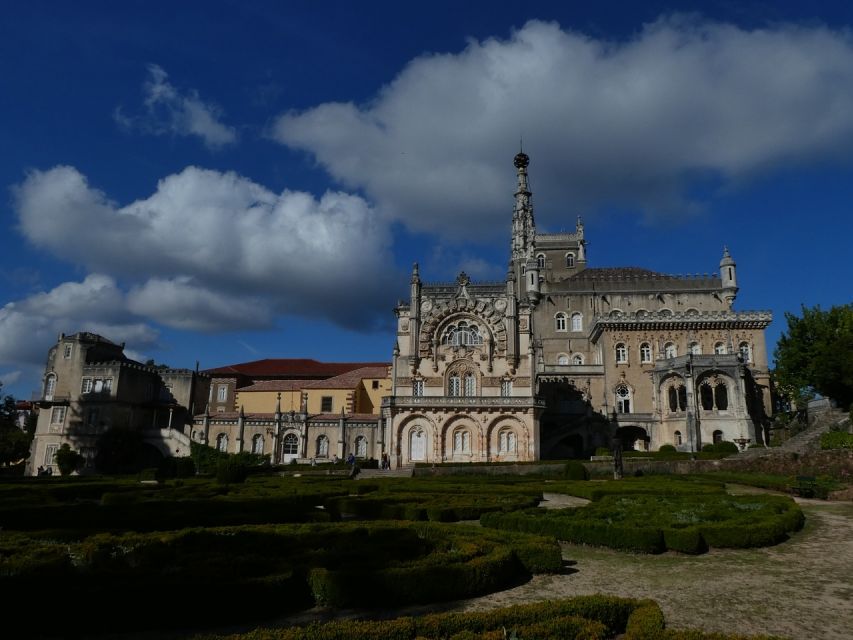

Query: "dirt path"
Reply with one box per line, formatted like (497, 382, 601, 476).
(454, 494, 853, 639)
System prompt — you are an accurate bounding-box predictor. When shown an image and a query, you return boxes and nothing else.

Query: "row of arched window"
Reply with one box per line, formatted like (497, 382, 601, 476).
(215, 432, 266, 454)
(212, 432, 373, 458)
(673, 430, 724, 446)
(536, 253, 576, 269)
(556, 353, 584, 365)
(406, 427, 519, 461)
(442, 321, 483, 347)
(614, 341, 753, 364)
(554, 312, 583, 332)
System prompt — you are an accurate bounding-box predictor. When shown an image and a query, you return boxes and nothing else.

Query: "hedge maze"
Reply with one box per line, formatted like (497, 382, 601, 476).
(0, 471, 803, 638)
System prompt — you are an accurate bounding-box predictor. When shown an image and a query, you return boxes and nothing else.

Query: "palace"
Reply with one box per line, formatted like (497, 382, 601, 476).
(384, 152, 772, 466)
(28, 153, 773, 473)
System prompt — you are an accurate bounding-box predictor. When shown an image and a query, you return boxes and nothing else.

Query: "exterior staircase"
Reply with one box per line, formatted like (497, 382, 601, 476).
(738, 408, 848, 459)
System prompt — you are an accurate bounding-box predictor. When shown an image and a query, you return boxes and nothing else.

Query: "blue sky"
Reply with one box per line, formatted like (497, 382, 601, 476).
(2, 1, 853, 398)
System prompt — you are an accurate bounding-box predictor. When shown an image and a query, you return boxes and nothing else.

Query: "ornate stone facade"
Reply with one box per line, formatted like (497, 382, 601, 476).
(387, 153, 772, 465)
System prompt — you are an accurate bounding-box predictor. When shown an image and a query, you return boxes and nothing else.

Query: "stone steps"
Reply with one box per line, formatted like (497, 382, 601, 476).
(357, 467, 414, 479)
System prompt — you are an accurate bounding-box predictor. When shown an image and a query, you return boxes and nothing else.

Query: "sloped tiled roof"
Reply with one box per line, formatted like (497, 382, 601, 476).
(204, 358, 389, 378)
(304, 366, 389, 390)
(195, 411, 379, 422)
(236, 379, 314, 393)
(568, 267, 675, 280)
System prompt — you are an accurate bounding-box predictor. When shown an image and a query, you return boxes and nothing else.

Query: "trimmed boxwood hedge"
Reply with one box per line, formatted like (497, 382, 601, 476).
(481, 494, 804, 554)
(192, 595, 784, 640)
(0, 522, 560, 634)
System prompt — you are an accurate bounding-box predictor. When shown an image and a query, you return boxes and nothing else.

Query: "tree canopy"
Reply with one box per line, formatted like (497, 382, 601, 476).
(774, 303, 853, 410)
(0, 385, 34, 466)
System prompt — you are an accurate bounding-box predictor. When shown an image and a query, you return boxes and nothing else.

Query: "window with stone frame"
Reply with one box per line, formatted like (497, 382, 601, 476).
(571, 312, 583, 332)
(615, 384, 632, 413)
(217, 384, 228, 402)
(499, 429, 517, 453)
(667, 384, 687, 412)
(63, 343, 72, 359)
(442, 320, 484, 347)
(615, 343, 628, 364)
(664, 342, 677, 358)
(448, 374, 461, 397)
(674, 430, 683, 445)
(689, 341, 701, 355)
(536, 254, 545, 269)
(252, 434, 264, 454)
(216, 433, 228, 452)
(50, 406, 66, 424)
(500, 379, 512, 397)
(44, 444, 58, 467)
(714, 342, 727, 355)
(412, 379, 424, 397)
(699, 379, 729, 411)
(463, 373, 476, 397)
(739, 341, 752, 362)
(453, 429, 471, 454)
(572, 353, 584, 365)
(282, 433, 299, 455)
(555, 313, 567, 332)
(640, 343, 652, 363)
(81, 378, 93, 394)
(321, 396, 333, 412)
(44, 374, 56, 401)
(557, 354, 569, 365)
(566, 253, 575, 268)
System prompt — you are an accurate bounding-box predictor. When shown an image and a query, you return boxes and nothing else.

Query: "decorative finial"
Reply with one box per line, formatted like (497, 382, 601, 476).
(514, 150, 529, 169)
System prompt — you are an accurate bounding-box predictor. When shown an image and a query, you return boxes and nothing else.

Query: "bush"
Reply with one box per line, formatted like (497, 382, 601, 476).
(54, 444, 83, 476)
(564, 461, 590, 480)
(713, 441, 740, 454)
(820, 430, 853, 450)
(701, 443, 715, 452)
(216, 458, 249, 484)
(658, 444, 677, 452)
(594, 447, 611, 456)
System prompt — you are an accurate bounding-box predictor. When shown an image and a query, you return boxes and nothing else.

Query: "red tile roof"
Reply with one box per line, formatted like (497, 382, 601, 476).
(236, 379, 314, 392)
(304, 366, 390, 390)
(204, 358, 390, 378)
(195, 411, 379, 422)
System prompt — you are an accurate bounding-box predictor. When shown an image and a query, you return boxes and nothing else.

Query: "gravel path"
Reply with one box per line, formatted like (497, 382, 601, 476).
(454, 492, 853, 639)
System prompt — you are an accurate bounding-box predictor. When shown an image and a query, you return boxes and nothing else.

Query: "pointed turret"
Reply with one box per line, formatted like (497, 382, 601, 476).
(511, 150, 536, 263)
(720, 246, 738, 308)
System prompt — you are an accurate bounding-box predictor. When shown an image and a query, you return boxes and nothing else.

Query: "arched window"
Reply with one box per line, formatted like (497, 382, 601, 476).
(668, 386, 678, 412)
(252, 434, 264, 455)
(410, 429, 426, 460)
(689, 341, 701, 355)
(555, 313, 567, 331)
(448, 374, 461, 397)
(453, 429, 470, 454)
(355, 435, 367, 458)
(700, 382, 714, 410)
(536, 253, 545, 269)
(714, 342, 727, 355)
(678, 385, 687, 411)
(615, 343, 627, 364)
(714, 383, 728, 410)
(557, 354, 569, 365)
(674, 430, 683, 446)
(571, 313, 583, 332)
(216, 433, 228, 452)
(739, 342, 752, 363)
(713, 430, 723, 444)
(316, 435, 329, 458)
(664, 342, 677, 358)
(566, 253, 575, 268)
(640, 343, 652, 363)
(615, 384, 632, 413)
(463, 373, 476, 397)
(283, 433, 299, 455)
(442, 321, 484, 347)
(667, 384, 687, 412)
(572, 354, 584, 365)
(499, 429, 517, 453)
(44, 374, 56, 401)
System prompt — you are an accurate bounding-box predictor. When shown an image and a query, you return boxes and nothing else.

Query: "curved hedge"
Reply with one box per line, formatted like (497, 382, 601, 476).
(324, 491, 540, 522)
(481, 494, 804, 554)
(193, 595, 785, 640)
(0, 522, 560, 633)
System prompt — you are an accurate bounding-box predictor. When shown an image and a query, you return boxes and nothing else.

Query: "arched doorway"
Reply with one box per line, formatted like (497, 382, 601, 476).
(615, 426, 649, 451)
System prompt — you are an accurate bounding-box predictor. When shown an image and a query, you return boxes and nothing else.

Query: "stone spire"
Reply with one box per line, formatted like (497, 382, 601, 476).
(511, 150, 536, 262)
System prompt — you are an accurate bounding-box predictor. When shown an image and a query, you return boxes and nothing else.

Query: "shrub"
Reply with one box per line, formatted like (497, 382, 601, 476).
(713, 441, 740, 454)
(820, 430, 853, 450)
(658, 444, 677, 452)
(701, 443, 715, 452)
(594, 447, 611, 456)
(564, 461, 590, 480)
(54, 444, 83, 476)
(216, 458, 250, 484)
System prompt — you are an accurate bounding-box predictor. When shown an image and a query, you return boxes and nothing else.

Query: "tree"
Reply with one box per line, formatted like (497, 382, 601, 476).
(54, 443, 83, 476)
(0, 385, 33, 466)
(774, 303, 853, 411)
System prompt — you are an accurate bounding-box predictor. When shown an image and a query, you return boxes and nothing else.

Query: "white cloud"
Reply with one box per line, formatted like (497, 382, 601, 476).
(272, 17, 853, 235)
(0, 274, 160, 368)
(13, 166, 399, 335)
(0, 370, 22, 387)
(115, 64, 237, 149)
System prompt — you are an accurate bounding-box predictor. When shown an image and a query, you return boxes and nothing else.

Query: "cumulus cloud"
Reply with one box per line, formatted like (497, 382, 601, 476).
(0, 274, 160, 368)
(272, 17, 853, 235)
(115, 64, 237, 148)
(13, 166, 399, 335)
